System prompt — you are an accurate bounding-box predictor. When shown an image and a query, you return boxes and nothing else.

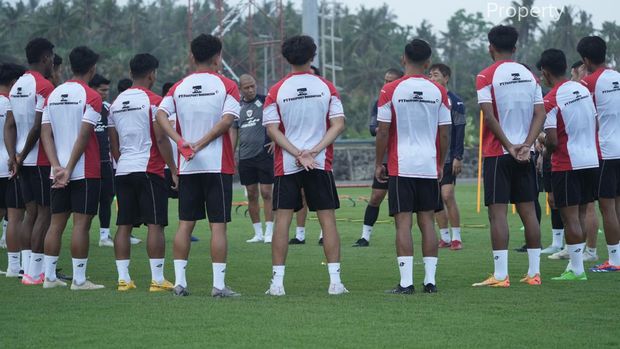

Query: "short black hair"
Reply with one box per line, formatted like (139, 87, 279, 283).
(385, 68, 404, 78)
(53, 54, 62, 67)
(117, 78, 132, 93)
(310, 65, 321, 76)
(162, 82, 174, 96)
(130, 53, 159, 79)
(25, 37, 54, 64)
(577, 36, 606, 65)
(404, 39, 432, 64)
(0, 63, 27, 85)
(571, 60, 584, 70)
(488, 25, 519, 53)
(191, 34, 222, 64)
(69, 46, 99, 75)
(281, 35, 316, 66)
(89, 73, 110, 88)
(536, 49, 567, 77)
(429, 63, 451, 78)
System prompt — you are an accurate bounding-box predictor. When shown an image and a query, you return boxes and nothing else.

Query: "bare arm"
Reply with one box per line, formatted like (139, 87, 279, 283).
(108, 127, 120, 162)
(524, 104, 547, 149)
(309, 117, 345, 155)
(154, 120, 177, 175)
(192, 114, 235, 152)
(374, 121, 390, 183)
(229, 127, 238, 152)
(266, 123, 300, 157)
(155, 110, 182, 144)
(4, 110, 18, 175)
(40, 123, 61, 168)
(20, 110, 43, 160)
(544, 128, 558, 154)
(65, 122, 95, 175)
(438, 124, 450, 166)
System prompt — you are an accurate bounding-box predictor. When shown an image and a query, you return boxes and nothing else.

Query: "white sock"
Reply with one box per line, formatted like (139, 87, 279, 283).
(72, 258, 88, 285)
(1, 219, 6, 240)
(423, 256, 437, 285)
(361, 225, 372, 241)
(43, 255, 58, 281)
(116, 259, 131, 282)
(100, 228, 110, 240)
(493, 250, 508, 280)
(527, 248, 541, 277)
(212, 263, 226, 290)
(319, 230, 323, 239)
(150, 258, 165, 283)
(272, 265, 285, 287)
(440, 228, 450, 243)
(567, 243, 586, 275)
(252, 223, 263, 238)
(608, 243, 620, 266)
(265, 221, 274, 237)
(174, 259, 188, 287)
(295, 227, 305, 241)
(451, 227, 462, 242)
(8, 252, 20, 273)
(327, 263, 341, 284)
(552, 229, 564, 248)
(21, 249, 31, 274)
(397, 256, 413, 287)
(586, 246, 597, 255)
(28, 253, 44, 278)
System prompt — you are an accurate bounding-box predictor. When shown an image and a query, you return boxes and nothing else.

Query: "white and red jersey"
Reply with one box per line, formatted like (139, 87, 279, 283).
(262, 72, 345, 176)
(0, 94, 11, 178)
(41, 80, 101, 180)
(158, 70, 240, 175)
(543, 80, 599, 172)
(580, 67, 620, 160)
(476, 60, 544, 157)
(8, 70, 52, 166)
(377, 75, 451, 179)
(109, 86, 165, 177)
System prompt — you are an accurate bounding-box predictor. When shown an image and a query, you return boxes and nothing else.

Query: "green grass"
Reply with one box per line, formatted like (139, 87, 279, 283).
(1, 184, 618, 348)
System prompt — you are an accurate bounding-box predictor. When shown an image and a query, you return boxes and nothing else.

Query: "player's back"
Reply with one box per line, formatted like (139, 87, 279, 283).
(263, 72, 344, 175)
(9, 70, 53, 165)
(477, 61, 542, 156)
(581, 68, 620, 159)
(160, 72, 239, 174)
(378, 75, 451, 178)
(43, 80, 101, 179)
(110, 87, 163, 176)
(545, 80, 598, 171)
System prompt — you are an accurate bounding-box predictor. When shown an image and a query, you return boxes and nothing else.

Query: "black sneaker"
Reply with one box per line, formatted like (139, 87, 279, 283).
(423, 283, 438, 293)
(514, 244, 527, 253)
(385, 284, 414, 294)
(56, 268, 72, 282)
(288, 238, 305, 245)
(172, 285, 190, 297)
(352, 238, 369, 247)
(318, 238, 323, 246)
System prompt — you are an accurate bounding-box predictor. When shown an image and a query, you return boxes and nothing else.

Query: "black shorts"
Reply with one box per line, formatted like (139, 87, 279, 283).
(164, 168, 178, 199)
(440, 162, 456, 186)
(6, 177, 25, 209)
(178, 173, 232, 223)
(239, 154, 274, 186)
(115, 173, 168, 226)
(19, 165, 51, 206)
(100, 161, 115, 199)
(597, 159, 620, 199)
(273, 170, 339, 212)
(0, 178, 8, 209)
(552, 168, 598, 208)
(388, 176, 442, 215)
(483, 155, 537, 206)
(51, 179, 101, 215)
(371, 163, 389, 190)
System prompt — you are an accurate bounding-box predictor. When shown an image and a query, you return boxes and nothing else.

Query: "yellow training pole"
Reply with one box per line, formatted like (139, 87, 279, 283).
(512, 204, 516, 214)
(476, 110, 484, 213)
(546, 192, 550, 215)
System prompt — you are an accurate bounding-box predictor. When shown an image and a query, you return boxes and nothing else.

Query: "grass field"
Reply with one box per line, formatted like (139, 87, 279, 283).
(0, 183, 618, 348)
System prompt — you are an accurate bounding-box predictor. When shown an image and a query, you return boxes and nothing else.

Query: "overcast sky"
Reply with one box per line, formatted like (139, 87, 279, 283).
(334, 0, 618, 32)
